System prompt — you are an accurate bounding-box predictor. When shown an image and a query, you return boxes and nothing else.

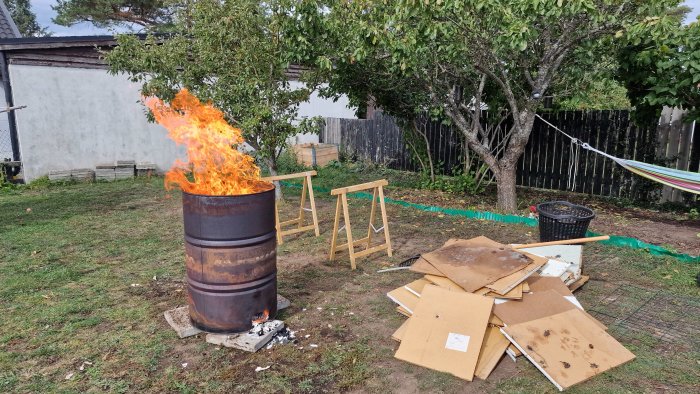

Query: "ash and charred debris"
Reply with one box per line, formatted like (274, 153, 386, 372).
(266, 326, 297, 349)
(249, 320, 282, 336)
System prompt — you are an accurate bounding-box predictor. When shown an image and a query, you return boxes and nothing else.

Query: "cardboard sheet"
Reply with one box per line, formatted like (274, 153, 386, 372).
(486, 283, 523, 299)
(387, 286, 420, 315)
(501, 308, 635, 391)
(485, 253, 547, 295)
(392, 319, 410, 342)
(410, 238, 463, 276)
(474, 326, 511, 380)
(489, 314, 504, 327)
(508, 344, 522, 356)
(397, 306, 411, 317)
(494, 290, 574, 326)
(395, 285, 493, 381)
(404, 278, 432, 297)
(409, 257, 444, 276)
(493, 290, 606, 330)
(424, 274, 465, 291)
(527, 274, 575, 297)
(422, 240, 532, 292)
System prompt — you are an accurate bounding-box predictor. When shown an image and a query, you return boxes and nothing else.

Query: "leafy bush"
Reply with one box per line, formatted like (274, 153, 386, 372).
(418, 167, 483, 195)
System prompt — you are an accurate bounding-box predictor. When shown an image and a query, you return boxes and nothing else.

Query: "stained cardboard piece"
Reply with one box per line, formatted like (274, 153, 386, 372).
(424, 274, 465, 292)
(474, 326, 511, 380)
(493, 290, 606, 331)
(395, 285, 493, 381)
(404, 278, 431, 297)
(409, 257, 444, 276)
(486, 252, 547, 295)
(387, 286, 419, 314)
(392, 319, 410, 342)
(410, 238, 463, 276)
(422, 241, 532, 292)
(501, 308, 635, 391)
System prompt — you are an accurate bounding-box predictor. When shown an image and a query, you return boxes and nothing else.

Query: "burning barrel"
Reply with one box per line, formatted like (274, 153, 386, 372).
(183, 187, 277, 333)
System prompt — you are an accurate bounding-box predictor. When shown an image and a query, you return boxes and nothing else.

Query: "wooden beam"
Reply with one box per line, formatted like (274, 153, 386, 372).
(330, 179, 388, 195)
(262, 170, 317, 182)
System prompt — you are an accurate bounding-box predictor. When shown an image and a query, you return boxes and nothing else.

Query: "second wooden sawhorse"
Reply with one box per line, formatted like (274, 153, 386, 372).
(328, 179, 392, 270)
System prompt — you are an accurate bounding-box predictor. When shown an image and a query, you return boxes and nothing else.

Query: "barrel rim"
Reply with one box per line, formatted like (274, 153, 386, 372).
(181, 184, 274, 198)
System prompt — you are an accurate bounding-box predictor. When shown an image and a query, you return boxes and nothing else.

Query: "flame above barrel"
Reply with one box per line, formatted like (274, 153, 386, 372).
(145, 89, 271, 196)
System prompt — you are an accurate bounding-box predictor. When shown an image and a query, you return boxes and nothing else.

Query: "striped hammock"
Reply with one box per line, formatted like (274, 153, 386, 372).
(610, 157, 700, 194)
(536, 115, 700, 195)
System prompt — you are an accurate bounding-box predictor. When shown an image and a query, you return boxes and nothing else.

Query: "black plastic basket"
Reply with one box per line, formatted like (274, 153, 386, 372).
(536, 201, 595, 242)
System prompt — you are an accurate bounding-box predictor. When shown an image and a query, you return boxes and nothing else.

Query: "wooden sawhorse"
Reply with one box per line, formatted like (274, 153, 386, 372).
(263, 171, 320, 245)
(328, 179, 392, 270)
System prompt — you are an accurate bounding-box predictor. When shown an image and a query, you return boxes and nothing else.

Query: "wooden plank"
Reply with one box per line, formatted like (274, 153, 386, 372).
(341, 193, 356, 270)
(328, 196, 342, 261)
(280, 224, 317, 237)
(353, 243, 390, 258)
(330, 179, 388, 195)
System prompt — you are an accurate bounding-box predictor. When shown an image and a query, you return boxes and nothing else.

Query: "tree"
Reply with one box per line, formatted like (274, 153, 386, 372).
(106, 0, 321, 198)
(618, 12, 700, 123)
(52, 0, 177, 30)
(303, 0, 679, 211)
(4, 0, 50, 37)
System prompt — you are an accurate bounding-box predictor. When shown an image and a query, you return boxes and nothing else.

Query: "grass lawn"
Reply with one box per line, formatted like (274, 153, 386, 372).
(1, 173, 698, 393)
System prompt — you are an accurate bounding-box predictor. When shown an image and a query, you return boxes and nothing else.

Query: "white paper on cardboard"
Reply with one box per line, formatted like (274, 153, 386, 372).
(445, 333, 470, 352)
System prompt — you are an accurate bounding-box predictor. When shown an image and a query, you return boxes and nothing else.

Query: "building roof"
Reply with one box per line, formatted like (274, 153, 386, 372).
(0, 1, 21, 39)
(0, 34, 309, 78)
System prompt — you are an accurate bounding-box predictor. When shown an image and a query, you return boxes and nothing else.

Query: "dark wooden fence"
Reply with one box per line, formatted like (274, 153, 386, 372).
(320, 108, 699, 203)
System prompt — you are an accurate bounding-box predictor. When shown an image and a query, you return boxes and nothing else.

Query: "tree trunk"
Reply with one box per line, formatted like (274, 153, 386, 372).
(416, 122, 436, 183)
(265, 158, 283, 200)
(495, 165, 517, 212)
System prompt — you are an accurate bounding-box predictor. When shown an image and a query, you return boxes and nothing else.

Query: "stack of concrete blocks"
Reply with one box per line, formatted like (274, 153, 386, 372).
(95, 163, 116, 181)
(136, 162, 157, 177)
(115, 160, 135, 180)
(70, 168, 95, 182)
(48, 170, 72, 182)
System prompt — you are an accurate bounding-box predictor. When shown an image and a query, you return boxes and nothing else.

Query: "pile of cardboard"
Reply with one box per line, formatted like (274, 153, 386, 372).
(387, 236, 635, 391)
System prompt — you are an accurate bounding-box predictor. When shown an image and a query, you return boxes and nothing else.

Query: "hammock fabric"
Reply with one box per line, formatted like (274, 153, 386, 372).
(615, 158, 700, 194)
(536, 114, 700, 195)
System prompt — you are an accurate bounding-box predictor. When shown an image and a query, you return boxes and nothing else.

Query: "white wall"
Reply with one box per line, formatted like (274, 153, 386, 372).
(290, 80, 356, 144)
(10, 66, 357, 182)
(11, 65, 186, 182)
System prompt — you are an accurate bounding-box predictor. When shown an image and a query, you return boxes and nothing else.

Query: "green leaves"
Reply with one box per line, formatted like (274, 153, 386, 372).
(618, 12, 700, 121)
(106, 0, 317, 170)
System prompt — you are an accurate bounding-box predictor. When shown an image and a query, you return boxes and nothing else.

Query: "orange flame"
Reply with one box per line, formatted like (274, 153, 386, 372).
(145, 89, 272, 196)
(252, 309, 270, 325)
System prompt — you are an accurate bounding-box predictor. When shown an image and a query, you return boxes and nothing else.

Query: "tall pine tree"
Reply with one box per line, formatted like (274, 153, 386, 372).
(4, 0, 50, 37)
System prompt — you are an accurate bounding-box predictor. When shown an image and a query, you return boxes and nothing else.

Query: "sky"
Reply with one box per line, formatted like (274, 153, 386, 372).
(31, 0, 130, 36)
(30, 0, 700, 37)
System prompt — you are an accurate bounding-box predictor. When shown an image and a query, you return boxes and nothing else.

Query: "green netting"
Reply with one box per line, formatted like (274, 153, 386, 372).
(280, 181, 699, 263)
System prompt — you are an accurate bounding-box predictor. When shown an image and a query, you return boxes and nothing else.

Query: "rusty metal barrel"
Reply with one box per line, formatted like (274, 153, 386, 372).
(182, 187, 277, 333)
